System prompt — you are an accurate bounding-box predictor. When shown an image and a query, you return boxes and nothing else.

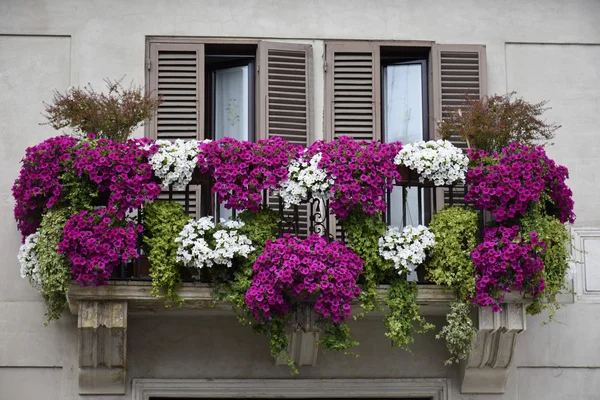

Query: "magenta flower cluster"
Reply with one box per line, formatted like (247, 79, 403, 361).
(305, 137, 403, 220)
(198, 137, 300, 212)
(245, 234, 363, 323)
(12, 136, 78, 239)
(472, 226, 546, 311)
(58, 208, 142, 286)
(71, 135, 162, 218)
(465, 143, 575, 223)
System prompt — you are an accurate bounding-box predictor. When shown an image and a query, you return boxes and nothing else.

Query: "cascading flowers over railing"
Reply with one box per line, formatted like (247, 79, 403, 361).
(12, 87, 577, 372)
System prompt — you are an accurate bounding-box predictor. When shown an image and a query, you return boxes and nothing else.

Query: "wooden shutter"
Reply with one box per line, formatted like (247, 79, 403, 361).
(257, 42, 312, 236)
(147, 41, 205, 216)
(257, 42, 312, 145)
(324, 42, 381, 141)
(432, 44, 487, 207)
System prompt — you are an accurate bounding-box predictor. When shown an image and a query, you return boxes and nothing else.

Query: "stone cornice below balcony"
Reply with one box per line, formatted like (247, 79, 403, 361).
(67, 281, 529, 396)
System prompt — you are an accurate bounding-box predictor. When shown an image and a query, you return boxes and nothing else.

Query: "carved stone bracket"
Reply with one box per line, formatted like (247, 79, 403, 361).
(276, 303, 321, 367)
(461, 303, 526, 394)
(78, 300, 128, 395)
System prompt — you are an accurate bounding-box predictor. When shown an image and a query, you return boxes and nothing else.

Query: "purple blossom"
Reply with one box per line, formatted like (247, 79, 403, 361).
(245, 234, 363, 323)
(58, 207, 141, 286)
(304, 137, 403, 220)
(472, 226, 546, 311)
(465, 143, 575, 224)
(198, 137, 301, 212)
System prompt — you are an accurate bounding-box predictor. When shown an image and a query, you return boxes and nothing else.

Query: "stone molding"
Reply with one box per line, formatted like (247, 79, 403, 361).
(77, 300, 127, 395)
(461, 303, 526, 394)
(132, 378, 450, 400)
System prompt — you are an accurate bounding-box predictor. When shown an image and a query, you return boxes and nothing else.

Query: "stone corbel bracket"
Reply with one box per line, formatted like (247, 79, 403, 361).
(78, 300, 128, 395)
(276, 303, 320, 367)
(461, 303, 526, 394)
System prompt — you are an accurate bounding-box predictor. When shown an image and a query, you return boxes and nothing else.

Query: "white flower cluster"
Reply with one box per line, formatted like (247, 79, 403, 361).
(17, 231, 41, 290)
(279, 152, 334, 208)
(175, 216, 255, 270)
(379, 225, 436, 274)
(394, 140, 469, 186)
(148, 139, 210, 190)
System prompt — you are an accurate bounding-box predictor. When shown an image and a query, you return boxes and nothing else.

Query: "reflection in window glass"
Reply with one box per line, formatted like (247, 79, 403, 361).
(384, 63, 424, 227)
(214, 65, 250, 220)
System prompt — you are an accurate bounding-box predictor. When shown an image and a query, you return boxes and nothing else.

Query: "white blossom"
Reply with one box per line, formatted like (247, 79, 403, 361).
(175, 216, 254, 270)
(17, 231, 42, 290)
(147, 139, 211, 190)
(394, 140, 469, 186)
(279, 152, 334, 208)
(379, 225, 436, 274)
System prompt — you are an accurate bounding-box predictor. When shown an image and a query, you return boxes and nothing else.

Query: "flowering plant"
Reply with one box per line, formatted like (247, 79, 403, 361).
(394, 140, 469, 185)
(198, 137, 300, 212)
(245, 234, 363, 323)
(379, 225, 436, 274)
(148, 139, 209, 190)
(58, 208, 142, 286)
(175, 216, 254, 270)
(465, 143, 575, 224)
(70, 135, 162, 218)
(305, 137, 402, 219)
(472, 225, 546, 311)
(279, 152, 333, 208)
(12, 136, 78, 239)
(18, 231, 42, 290)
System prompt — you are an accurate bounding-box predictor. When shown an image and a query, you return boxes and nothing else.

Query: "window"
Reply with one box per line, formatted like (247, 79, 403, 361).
(324, 41, 487, 227)
(145, 38, 312, 218)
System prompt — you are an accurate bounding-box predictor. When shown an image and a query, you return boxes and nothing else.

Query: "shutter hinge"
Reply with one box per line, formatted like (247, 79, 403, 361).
(323, 61, 327, 72)
(146, 59, 151, 70)
(256, 62, 260, 73)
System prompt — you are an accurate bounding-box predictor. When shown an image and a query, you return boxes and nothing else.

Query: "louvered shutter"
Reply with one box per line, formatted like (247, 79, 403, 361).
(147, 42, 205, 216)
(258, 42, 312, 236)
(258, 42, 311, 145)
(324, 42, 381, 141)
(432, 44, 487, 207)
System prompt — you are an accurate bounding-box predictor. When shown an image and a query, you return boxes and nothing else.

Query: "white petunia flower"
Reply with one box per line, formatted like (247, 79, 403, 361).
(394, 140, 469, 186)
(279, 152, 334, 208)
(175, 216, 255, 270)
(17, 231, 42, 291)
(378, 225, 436, 274)
(148, 139, 212, 190)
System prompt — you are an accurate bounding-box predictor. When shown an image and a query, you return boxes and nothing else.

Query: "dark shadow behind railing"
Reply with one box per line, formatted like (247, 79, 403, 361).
(111, 177, 474, 283)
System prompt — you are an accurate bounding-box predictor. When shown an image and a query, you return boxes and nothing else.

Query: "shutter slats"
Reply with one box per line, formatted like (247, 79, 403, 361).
(326, 44, 380, 142)
(148, 42, 204, 216)
(433, 44, 486, 208)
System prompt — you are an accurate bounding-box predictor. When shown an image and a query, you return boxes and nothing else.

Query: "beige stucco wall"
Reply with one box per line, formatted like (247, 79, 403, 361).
(1, 1, 600, 399)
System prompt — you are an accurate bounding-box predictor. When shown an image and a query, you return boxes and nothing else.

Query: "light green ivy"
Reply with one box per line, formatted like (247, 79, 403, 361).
(142, 201, 192, 305)
(520, 201, 572, 321)
(342, 208, 432, 350)
(436, 301, 477, 364)
(35, 207, 73, 324)
(426, 206, 480, 362)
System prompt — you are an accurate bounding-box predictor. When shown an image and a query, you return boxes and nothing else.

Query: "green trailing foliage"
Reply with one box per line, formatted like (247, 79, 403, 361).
(252, 314, 296, 373)
(384, 278, 434, 350)
(35, 207, 73, 324)
(436, 301, 477, 364)
(425, 206, 479, 361)
(341, 208, 390, 316)
(520, 202, 573, 320)
(321, 321, 359, 354)
(142, 201, 192, 305)
(212, 207, 280, 321)
(343, 208, 433, 349)
(426, 206, 479, 300)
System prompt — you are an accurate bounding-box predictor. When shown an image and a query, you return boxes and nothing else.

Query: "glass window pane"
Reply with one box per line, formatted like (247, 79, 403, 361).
(214, 65, 249, 141)
(383, 63, 424, 227)
(214, 65, 250, 220)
